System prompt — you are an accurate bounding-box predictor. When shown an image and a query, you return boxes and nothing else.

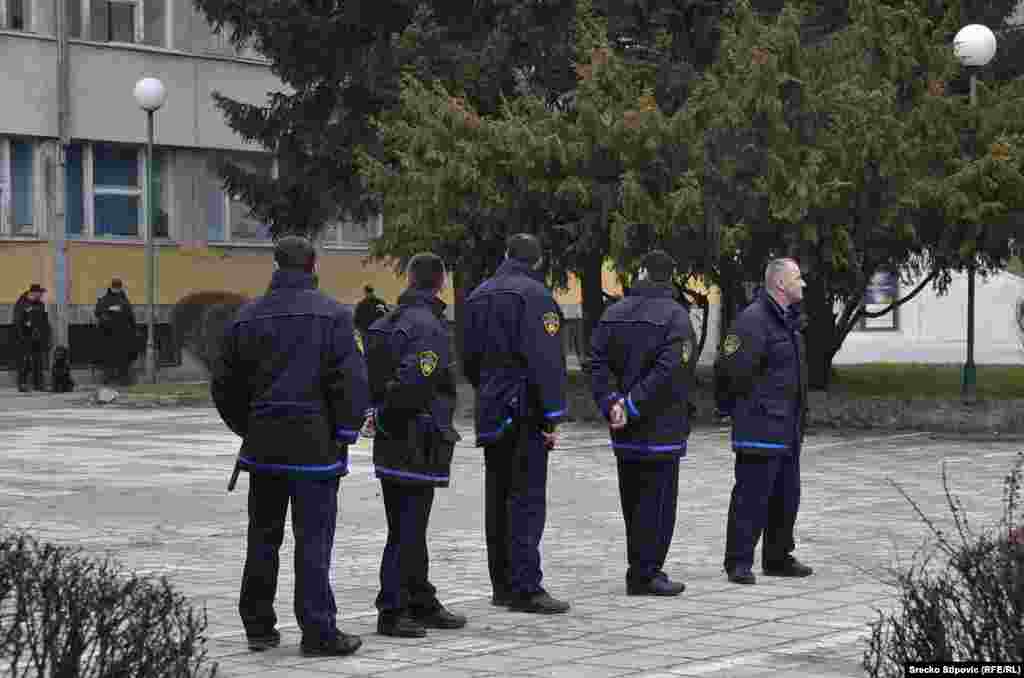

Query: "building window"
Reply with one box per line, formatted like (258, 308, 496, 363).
(67, 0, 81, 37)
(89, 0, 139, 42)
(93, 143, 140, 237)
(0, 138, 38, 237)
(83, 142, 167, 240)
(206, 151, 275, 243)
(205, 20, 262, 59)
(4, 0, 28, 30)
(10, 141, 34, 235)
(322, 214, 383, 249)
(142, 0, 163, 46)
(65, 143, 84, 236)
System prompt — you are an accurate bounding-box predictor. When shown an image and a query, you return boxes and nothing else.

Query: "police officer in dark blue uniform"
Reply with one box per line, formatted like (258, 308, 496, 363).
(462, 233, 570, 614)
(364, 252, 468, 638)
(717, 257, 813, 585)
(212, 236, 369, 656)
(589, 250, 693, 596)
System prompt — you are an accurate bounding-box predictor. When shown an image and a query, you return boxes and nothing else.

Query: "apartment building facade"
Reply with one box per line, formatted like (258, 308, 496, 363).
(0, 0, 420, 378)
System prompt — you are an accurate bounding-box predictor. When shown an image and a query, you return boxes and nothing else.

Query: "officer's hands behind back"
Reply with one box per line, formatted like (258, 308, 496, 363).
(609, 399, 628, 430)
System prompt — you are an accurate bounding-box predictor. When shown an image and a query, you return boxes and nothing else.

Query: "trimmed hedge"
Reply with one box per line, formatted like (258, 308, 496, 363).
(0, 532, 217, 677)
(169, 291, 250, 373)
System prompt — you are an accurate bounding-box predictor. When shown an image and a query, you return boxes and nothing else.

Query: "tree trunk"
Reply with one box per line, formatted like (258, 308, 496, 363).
(801, 276, 838, 391)
(718, 276, 743, 344)
(579, 254, 606, 369)
(452, 265, 475, 375)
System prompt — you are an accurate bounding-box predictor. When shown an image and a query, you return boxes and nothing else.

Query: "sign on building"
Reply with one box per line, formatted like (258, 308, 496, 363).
(862, 271, 899, 330)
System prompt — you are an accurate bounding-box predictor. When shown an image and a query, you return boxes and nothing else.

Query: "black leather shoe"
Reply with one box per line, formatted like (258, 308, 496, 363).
(627, 576, 686, 596)
(491, 594, 511, 607)
(300, 630, 362, 656)
(507, 592, 570, 614)
(412, 604, 467, 629)
(377, 613, 427, 638)
(246, 629, 281, 652)
(763, 558, 813, 577)
(727, 568, 757, 585)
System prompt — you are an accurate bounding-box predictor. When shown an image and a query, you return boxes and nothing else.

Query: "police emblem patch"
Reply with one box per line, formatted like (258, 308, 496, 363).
(722, 334, 742, 357)
(542, 311, 560, 336)
(354, 330, 364, 354)
(681, 339, 692, 365)
(418, 350, 439, 377)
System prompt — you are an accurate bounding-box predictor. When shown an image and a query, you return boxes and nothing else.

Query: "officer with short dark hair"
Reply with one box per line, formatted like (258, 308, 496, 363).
(462, 233, 570, 615)
(364, 252, 467, 638)
(212, 235, 369, 656)
(95, 278, 138, 386)
(589, 250, 693, 596)
(354, 285, 389, 338)
(718, 257, 813, 585)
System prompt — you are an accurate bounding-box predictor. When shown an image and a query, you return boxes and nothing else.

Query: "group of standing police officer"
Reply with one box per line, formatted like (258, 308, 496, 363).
(211, 233, 812, 658)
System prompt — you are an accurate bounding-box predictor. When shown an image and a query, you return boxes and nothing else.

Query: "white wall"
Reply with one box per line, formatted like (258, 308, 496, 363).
(834, 270, 1024, 364)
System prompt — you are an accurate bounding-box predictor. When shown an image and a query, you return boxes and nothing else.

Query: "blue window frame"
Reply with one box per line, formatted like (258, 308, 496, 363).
(94, 143, 140, 238)
(65, 144, 84, 236)
(11, 141, 33, 230)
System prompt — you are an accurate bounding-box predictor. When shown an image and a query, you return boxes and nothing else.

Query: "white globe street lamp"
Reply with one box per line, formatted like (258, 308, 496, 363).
(133, 76, 166, 384)
(953, 25, 996, 403)
(954, 24, 997, 68)
(133, 77, 167, 112)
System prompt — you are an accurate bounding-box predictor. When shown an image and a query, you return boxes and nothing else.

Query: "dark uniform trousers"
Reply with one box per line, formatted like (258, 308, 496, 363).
(618, 458, 680, 583)
(18, 348, 45, 389)
(376, 480, 439, 613)
(484, 427, 549, 598)
(724, 450, 801, 572)
(239, 474, 340, 644)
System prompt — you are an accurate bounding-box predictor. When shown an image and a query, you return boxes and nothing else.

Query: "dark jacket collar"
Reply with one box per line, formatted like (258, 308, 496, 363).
(496, 258, 545, 282)
(398, 288, 446, 317)
(627, 280, 675, 299)
(269, 269, 317, 291)
(760, 293, 802, 329)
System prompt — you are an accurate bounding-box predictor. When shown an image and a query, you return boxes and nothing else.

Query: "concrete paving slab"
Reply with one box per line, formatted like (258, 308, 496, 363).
(0, 404, 1014, 677)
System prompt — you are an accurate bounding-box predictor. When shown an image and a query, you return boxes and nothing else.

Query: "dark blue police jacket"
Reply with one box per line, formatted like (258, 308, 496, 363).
(461, 258, 568, 447)
(365, 288, 459, 487)
(716, 293, 808, 455)
(589, 281, 695, 462)
(211, 269, 370, 479)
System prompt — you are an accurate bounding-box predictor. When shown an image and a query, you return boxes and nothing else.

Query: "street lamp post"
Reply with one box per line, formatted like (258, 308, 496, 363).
(133, 77, 167, 385)
(953, 24, 996, 403)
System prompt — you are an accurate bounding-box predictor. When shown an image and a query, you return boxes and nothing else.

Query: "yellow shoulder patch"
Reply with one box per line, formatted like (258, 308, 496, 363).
(722, 334, 742, 357)
(681, 339, 692, 365)
(418, 350, 439, 377)
(354, 330, 364, 354)
(542, 311, 561, 337)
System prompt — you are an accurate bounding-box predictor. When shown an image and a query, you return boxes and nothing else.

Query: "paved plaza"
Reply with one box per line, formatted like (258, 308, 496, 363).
(0, 399, 1019, 677)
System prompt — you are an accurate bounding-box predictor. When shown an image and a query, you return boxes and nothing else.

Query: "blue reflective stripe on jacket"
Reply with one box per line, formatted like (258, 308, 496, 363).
(239, 454, 350, 478)
(374, 466, 450, 483)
